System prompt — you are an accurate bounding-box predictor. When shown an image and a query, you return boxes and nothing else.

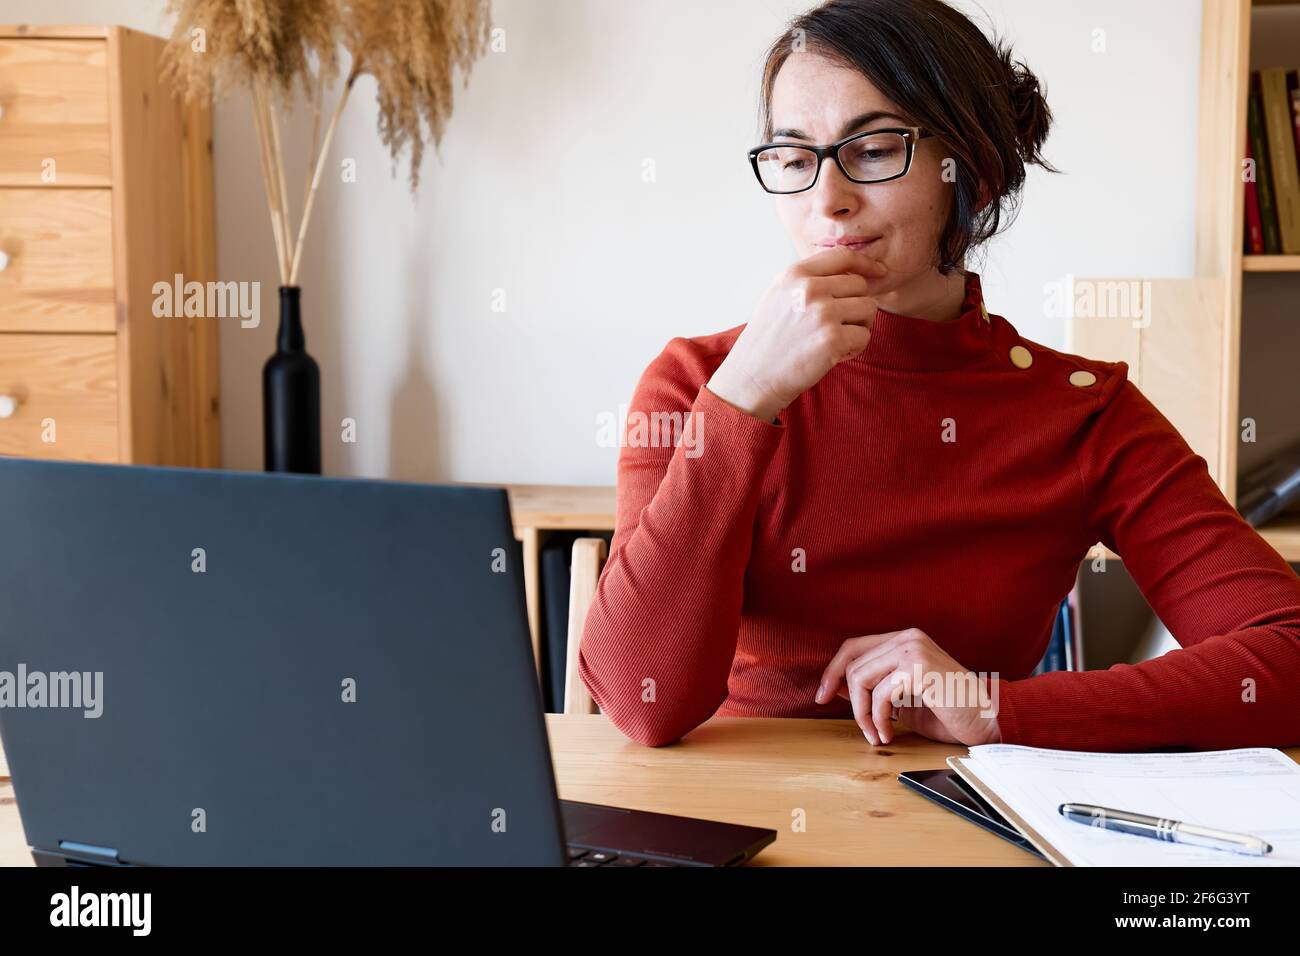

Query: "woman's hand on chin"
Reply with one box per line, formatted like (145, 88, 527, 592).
(815, 627, 1002, 747)
(707, 246, 885, 423)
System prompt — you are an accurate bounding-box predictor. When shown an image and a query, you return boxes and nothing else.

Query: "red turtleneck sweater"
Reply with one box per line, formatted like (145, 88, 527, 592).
(578, 272, 1300, 751)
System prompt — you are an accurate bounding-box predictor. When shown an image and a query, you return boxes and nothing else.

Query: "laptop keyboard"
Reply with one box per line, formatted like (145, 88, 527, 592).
(566, 846, 681, 867)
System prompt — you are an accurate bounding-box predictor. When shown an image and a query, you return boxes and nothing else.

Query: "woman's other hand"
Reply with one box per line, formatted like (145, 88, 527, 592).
(815, 627, 1002, 747)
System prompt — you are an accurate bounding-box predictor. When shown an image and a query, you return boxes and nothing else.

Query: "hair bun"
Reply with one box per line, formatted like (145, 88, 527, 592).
(998, 43, 1052, 166)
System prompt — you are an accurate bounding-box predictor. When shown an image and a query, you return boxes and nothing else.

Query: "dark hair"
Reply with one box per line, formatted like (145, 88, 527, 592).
(758, 0, 1059, 274)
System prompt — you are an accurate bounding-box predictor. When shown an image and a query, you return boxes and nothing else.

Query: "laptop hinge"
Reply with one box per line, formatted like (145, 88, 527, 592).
(55, 840, 122, 865)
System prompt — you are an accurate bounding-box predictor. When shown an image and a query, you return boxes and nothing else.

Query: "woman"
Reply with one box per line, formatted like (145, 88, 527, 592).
(578, 0, 1300, 752)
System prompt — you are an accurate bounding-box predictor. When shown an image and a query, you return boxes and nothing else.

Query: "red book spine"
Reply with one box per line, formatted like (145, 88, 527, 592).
(1291, 74, 1300, 208)
(1245, 136, 1264, 255)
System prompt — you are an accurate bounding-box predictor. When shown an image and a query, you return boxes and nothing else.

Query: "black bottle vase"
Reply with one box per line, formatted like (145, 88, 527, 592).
(263, 286, 321, 473)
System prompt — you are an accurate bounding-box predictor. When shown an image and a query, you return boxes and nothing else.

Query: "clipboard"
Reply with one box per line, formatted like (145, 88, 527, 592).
(947, 755, 1073, 867)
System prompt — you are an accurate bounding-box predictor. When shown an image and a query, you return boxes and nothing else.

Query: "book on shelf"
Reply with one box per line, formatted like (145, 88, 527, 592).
(1245, 136, 1264, 255)
(1244, 69, 1300, 256)
(1263, 68, 1300, 252)
(1248, 72, 1282, 254)
(1294, 75, 1300, 192)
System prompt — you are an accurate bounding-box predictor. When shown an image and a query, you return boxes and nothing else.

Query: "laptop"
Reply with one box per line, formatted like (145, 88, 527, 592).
(0, 458, 775, 867)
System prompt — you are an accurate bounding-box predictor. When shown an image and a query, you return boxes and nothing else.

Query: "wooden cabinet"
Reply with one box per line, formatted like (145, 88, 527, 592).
(0, 24, 218, 467)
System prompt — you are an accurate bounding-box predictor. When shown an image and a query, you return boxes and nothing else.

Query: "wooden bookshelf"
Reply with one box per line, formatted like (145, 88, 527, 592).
(1193, 0, 1299, 562)
(1238, 2, 1300, 560)
(1072, 2, 1299, 563)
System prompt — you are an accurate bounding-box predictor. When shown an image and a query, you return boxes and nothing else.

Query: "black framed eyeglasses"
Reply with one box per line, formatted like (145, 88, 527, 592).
(748, 126, 934, 194)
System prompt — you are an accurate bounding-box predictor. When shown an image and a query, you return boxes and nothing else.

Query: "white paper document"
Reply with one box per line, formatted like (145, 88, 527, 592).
(959, 744, 1300, 866)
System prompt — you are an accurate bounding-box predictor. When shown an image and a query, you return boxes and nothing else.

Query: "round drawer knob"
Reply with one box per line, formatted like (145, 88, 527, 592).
(0, 250, 10, 272)
(0, 395, 18, 419)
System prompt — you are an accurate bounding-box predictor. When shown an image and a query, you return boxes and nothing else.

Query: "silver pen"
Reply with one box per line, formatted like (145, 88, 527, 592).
(1058, 803, 1273, 856)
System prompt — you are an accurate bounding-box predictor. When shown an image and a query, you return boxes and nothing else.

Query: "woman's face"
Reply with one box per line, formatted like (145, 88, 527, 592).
(767, 53, 953, 294)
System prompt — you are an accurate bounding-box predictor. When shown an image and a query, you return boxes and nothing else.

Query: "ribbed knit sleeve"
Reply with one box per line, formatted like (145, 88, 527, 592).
(578, 339, 784, 746)
(997, 365, 1300, 751)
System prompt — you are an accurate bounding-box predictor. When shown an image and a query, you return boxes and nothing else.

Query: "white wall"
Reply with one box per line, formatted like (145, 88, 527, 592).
(4, 0, 1203, 485)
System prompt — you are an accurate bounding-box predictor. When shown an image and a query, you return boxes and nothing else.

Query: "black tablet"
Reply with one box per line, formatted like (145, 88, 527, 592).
(898, 769, 1045, 860)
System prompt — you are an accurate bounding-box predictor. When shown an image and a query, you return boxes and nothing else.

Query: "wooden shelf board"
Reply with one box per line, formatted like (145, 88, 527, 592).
(1243, 255, 1300, 272)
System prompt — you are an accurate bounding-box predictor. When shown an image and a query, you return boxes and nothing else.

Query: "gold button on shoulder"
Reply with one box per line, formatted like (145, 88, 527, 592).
(1069, 369, 1098, 388)
(1009, 345, 1033, 369)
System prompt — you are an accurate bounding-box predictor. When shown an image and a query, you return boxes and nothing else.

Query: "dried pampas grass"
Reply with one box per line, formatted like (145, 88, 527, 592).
(162, 0, 343, 100)
(163, 0, 492, 285)
(348, 0, 493, 189)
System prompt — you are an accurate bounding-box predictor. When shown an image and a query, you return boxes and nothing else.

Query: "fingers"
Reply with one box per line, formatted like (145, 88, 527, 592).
(844, 653, 909, 746)
(847, 663, 879, 744)
(846, 631, 929, 713)
(822, 295, 879, 327)
(834, 325, 872, 361)
(816, 273, 872, 299)
(815, 631, 905, 705)
(871, 669, 903, 745)
(816, 635, 871, 704)
(797, 245, 888, 280)
(824, 628, 934, 746)
(844, 631, 911, 684)
(834, 629, 990, 746)
(846, 648, 906, 744)
(823, 296, 878, 361)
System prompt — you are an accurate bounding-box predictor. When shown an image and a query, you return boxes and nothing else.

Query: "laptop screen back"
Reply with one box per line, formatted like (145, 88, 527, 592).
(0, 459, 565, 866)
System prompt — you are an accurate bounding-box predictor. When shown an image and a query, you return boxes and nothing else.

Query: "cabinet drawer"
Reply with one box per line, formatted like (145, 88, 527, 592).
(0, 189, 115, 332)
(0, 333, 118, 461)
(0, 39, 111, 186)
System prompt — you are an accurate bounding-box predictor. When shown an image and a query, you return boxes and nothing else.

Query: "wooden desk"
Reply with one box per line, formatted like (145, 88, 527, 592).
(0, 745, 27, 867)
(546, 714, 1052, 866)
